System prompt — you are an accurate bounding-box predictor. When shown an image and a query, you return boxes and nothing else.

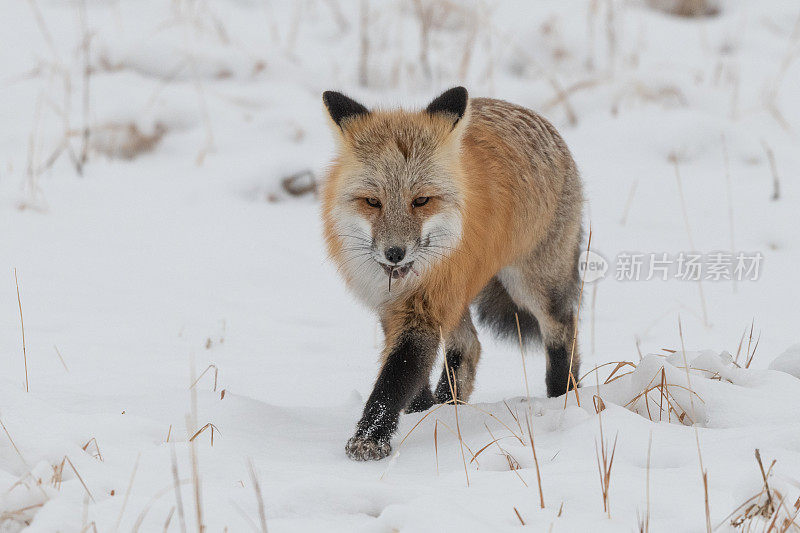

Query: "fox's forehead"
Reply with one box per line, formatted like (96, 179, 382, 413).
(340, 145, 458, 198)
(339, 113, 455, 190)
(344, 108, 454, 149)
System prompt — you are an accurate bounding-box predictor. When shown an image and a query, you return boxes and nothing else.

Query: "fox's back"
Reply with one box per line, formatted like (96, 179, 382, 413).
(455, 97, 582, 268)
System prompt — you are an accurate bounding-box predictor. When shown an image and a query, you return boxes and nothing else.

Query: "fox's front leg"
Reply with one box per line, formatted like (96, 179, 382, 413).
(346, 325, 439, 461)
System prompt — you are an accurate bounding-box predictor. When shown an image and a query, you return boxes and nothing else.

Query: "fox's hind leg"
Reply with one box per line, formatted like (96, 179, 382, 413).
(497, 266, 580, 398)
(433, 310, 481, 404)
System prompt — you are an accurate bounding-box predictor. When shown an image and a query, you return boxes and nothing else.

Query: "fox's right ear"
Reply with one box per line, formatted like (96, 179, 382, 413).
(322, 91, 370, 131)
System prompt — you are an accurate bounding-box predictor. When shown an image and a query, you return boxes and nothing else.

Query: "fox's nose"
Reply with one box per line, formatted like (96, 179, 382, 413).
(384, 246, 405, 264)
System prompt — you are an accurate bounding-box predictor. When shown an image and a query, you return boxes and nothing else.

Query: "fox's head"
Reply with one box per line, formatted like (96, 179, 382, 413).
(322, 87, 469, 295)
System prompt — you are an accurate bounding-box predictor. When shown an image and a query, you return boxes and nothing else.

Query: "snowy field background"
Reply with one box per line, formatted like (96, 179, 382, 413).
(1, 0, 800, 531)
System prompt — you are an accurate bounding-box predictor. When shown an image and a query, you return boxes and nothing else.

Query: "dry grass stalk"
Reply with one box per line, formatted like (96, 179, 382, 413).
(594, 369, 616, 518)
(231, 500, 261, 532)
(594, 418, 618, 517)
(734, 326, 747, 365)
(503, 401, 525, 438)
(761, 140, 781, 201)
(493, 26, 578, 125)
(542, 77, 609, 114)
(721, 134, 737, 292)
(677, 318, 711, 533)
(54, 345, 69, 372)
(514, 313, 531, 401)
(623, 363, 704, 425)
(190, 364, 219, 392)
(412, 0, 433, 81)
(525, 412, 545, 508)
(82, 438, 103, 461)
(672, 159, 709, 327)
(464, 403, 524, 443)
(721, 450, 795, 530)
(65, 456, 96, 503)
(605, 0, 616, 74)
(114, 452, 141, 531)
(469, 433, 518, 465)
(458, 8, 478, 79)
(358, 0, 369, 87)
(189, 423, 220, 446)
(188, 427, 205, 531)
(564, 226, 592, 408)
(482, 423, 528, 487)
(577, 360, 636, 386)
(755, 449, 777, 517)
(247, 459, 269, 533)
(14, 269, 29, 392)
(644, 431, 652, 533)
(444, 349, 469, 487)
(432, 418, 479, 463)
(53, 457, 66, 489)
(79, 522, 98, 533)
(131, 483, 189, 532)
(0, 418, 30, 469)
(170, 446, 188, 533)
(163, 507, 176, 533)
(742, 319, 762, 369)
(433, 419, 439, 475)
(77, 0, 91, 174)
(590, 283, 598, 354)
(166, 424, 172, 443)
(514, 507, 525, 525)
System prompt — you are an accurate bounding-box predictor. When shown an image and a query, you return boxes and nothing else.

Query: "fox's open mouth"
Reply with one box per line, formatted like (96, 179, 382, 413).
(381, 262, 414, 279)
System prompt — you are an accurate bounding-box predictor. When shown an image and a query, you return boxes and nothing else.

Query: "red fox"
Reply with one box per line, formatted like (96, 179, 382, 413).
(321, 87, 584, 461)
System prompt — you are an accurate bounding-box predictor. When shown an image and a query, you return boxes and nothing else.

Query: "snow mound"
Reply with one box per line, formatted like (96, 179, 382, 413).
(769, 344, 800, 379)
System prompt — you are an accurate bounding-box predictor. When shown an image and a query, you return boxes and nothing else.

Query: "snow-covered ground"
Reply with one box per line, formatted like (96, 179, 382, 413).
(2, 0, 800, 531)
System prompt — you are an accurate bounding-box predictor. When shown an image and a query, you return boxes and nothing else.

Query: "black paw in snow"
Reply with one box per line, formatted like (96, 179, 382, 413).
(345, 436, 391, 461)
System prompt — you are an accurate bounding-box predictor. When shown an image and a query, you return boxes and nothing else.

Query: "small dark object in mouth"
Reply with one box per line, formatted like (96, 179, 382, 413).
(381, 262, 413, 279)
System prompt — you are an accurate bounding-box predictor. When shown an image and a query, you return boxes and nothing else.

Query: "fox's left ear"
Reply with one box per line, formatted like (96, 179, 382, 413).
(426, 86, 468, 130)
(323, 91, 370, 131)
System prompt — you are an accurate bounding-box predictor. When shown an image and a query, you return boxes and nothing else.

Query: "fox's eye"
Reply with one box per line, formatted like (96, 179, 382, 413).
(412, 197, 429, 207)
(365, 198, 382, 208)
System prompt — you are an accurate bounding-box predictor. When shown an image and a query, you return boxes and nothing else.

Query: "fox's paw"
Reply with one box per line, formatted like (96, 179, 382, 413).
(345, 436, 391, 461)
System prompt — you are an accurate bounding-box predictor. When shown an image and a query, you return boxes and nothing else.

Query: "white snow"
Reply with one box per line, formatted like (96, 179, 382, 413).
(1, 0, 800, 531)
(769, 344, 800, 379)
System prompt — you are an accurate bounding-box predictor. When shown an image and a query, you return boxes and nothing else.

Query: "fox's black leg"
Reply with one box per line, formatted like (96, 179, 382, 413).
(434, 311, 481, 404)
(434, 347, 463, 403)
(346, 328, 438, 461)
(406, 386, 435, 413)
(537, 297, 579, 398)
(545, 342, 576, 397)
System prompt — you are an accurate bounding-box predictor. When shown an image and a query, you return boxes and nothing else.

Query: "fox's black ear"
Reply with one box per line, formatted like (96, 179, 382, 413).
(323, 91, 370, 130)
(426, 86, 468, 127)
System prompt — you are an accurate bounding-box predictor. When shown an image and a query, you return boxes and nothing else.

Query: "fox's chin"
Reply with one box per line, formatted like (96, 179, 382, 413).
(380, 261, 415, 279)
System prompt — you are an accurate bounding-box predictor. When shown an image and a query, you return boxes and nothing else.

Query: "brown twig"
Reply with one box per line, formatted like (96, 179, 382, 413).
(513, 507, 525, 525)
(565, 226, 591, 408)
(525, 412, 545, 508)
(66, 456, 96, 502)
(761, 140, 781, 201)
(170, 446, 187, 533)
(114, 453, 141, 531)
(672, 160, 709, 327)
(14, 269, 29, 392)
(678, 317, 711, 533)
(247, 459, 269, 533)
(514, 313, 531, 401)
